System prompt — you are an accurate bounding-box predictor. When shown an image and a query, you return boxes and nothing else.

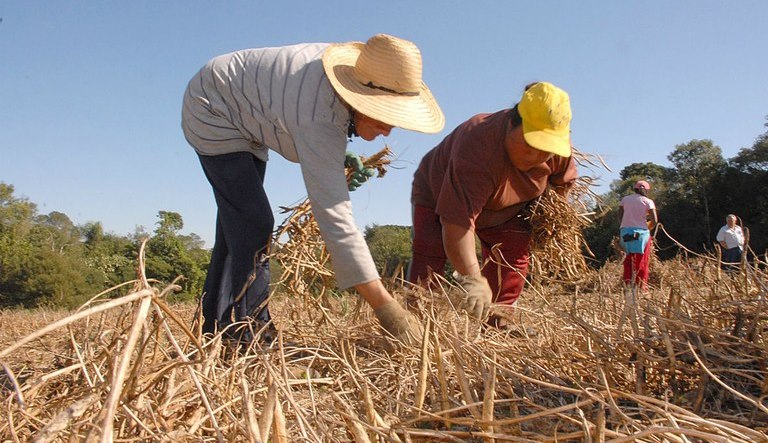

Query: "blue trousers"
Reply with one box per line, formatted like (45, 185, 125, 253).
(722, 247, 742, 269)
(198, 152, 273, 334)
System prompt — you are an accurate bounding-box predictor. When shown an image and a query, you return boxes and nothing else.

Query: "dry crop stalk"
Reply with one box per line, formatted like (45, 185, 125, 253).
(520, 148, 605, 285)
(270, 146, 393, 321)
(3, 147, 768, 442)
(2, 257, 768, 441)
(523, 181, 593, 284)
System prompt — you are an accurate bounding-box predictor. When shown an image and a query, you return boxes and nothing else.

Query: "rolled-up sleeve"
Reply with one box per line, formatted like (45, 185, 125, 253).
(292, 123, 380, 289)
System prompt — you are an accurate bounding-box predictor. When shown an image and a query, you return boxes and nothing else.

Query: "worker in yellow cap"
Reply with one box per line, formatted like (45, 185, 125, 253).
(408, 82, 578, 329)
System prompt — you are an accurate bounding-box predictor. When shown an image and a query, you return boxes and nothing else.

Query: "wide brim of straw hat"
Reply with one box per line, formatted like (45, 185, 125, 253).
(323, 42, 445, 134)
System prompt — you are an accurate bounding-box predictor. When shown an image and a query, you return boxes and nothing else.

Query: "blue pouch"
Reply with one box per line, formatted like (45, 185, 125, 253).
(619, 227, 650, 254)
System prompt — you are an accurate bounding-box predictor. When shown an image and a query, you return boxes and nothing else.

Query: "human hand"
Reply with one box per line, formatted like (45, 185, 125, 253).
(373, 299, 424, 346)
(451, 272, 492, 320)
(345, 151, 376, 191)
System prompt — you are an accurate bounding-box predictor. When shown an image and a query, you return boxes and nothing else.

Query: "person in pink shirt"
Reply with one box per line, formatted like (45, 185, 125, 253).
(618, 180, 658, 288)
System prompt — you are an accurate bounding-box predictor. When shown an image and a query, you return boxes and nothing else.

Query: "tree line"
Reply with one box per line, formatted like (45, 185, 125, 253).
(0, 186, 209, 308)
(1, 119, 765, 308)
(584, 119, 768, 266)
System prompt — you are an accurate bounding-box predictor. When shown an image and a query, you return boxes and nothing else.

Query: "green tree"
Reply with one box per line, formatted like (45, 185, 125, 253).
(0, 184, 105, 307)
(0, 183, 213, 308)
(82, 221, 136, 288)
(587, 123, 768, 263)
(0, 183, 38, 306)
(732, 118, 768, 173)
(364, 224, 412, 277)
(156, 211, 184, 235)
(34, 211, 78, 254)
(615, 162, 674, 197)
(145, 211, 208, 300)
(666, 139, 727, 248)
(711, 119, 768, 254)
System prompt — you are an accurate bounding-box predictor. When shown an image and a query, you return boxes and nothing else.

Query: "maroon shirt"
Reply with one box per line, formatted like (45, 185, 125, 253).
(412, 109, 578, 230)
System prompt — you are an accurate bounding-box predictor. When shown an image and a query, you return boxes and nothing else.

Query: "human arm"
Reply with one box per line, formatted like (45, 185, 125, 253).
(442, 221, 481, 276)
(293, 124, 421, 342)
(441, 219, 492, 319)
(716, 227, 728, 249)
(426, 128, 494, 319)
(293, 124, 380, 288)
(548, 155, 578, 195)
(617, 206, 624, 225)
(435, 130, 495, 276)
(648, 208, 658, 228)
(354, 279, 392, 309)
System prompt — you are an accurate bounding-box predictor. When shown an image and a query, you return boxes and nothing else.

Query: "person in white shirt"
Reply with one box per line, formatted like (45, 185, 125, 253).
(618, 180, 658, 289)
(716, 214, 745, 269)
(181, 34, 444, 345)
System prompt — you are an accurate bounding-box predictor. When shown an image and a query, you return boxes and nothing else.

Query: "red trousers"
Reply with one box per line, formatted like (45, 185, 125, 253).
(623, 237, 652, 288)
(408, 205, 532, 306)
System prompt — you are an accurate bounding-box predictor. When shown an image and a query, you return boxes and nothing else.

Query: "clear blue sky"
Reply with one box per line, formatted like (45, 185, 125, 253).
(2, 1, 766, 246)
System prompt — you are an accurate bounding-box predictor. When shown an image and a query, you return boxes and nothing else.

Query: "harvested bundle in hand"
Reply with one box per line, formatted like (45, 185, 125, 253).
(523, 185, 593, 283)
(523, 149, 605, 284)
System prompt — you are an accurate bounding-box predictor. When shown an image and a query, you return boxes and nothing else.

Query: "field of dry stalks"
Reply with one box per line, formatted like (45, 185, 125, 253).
(1, 251, 766, 442)
(2, 150, 766, 442)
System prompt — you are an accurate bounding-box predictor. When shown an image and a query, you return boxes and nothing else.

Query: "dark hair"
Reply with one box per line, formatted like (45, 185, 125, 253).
(509, 82, 539, 128)
(509, 105, 522, 128)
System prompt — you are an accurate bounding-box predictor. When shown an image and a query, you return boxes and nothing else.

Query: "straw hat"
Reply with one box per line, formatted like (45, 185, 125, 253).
(322, 34, 444, 134)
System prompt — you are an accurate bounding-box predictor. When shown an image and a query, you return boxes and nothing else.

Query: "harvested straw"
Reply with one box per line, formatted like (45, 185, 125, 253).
(522, 148, 606, 284)
(1, 244, 768, 441)
(2, 147, 768, 442)
(270, 146, 393, 327)
(523, 183, 592, 284)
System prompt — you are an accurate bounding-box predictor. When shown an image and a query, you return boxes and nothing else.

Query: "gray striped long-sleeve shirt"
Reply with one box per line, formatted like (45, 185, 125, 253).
(181, 43, 379, 289)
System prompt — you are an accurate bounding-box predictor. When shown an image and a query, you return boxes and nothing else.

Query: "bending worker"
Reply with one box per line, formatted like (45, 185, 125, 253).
(408, 82, 578, 328)
(181, 34, 444, 344)
(618, 180, 658, 289)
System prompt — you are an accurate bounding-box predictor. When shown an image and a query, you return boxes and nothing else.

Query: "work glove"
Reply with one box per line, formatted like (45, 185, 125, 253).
(450, 272, 492, 320)
(373, 299, 424, 346)
(345, 151, 376, 191)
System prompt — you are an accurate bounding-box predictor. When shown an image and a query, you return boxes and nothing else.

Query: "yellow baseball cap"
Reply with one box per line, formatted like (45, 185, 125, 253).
(518, 82, 572, 157)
